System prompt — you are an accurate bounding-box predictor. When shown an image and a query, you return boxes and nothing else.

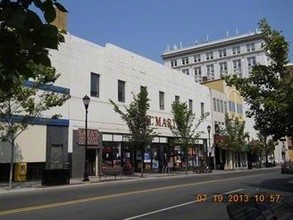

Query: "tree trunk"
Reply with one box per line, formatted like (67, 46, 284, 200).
(265, 143, 269, 167)
(185, 148, 188, 174)
(132, 147, 135, 171)
(140, 147, 145, 178)
(183, 144, 188, 174)
(9, 134, 15, 189)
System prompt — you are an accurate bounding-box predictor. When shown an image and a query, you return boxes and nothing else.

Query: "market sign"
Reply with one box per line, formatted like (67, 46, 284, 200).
(78, 129, 100, 146)
(147, 115, 176, 128)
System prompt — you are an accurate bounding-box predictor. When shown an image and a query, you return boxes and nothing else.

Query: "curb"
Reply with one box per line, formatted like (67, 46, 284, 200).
(0, 167, 280, 194)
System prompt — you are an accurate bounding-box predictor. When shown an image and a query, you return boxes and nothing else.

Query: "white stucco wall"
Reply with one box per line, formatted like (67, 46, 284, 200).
(0, 125, 46, 163)
(49, 34, 213, 153)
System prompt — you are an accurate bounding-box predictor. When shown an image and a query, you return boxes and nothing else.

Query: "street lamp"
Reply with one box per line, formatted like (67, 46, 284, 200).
(245, 134, 252, 169)
(207, 125, 211, 169)
(83, 95, 90, 181)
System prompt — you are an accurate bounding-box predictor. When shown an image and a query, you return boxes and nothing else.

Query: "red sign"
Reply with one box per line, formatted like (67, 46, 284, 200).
(78, 129, 100, 146)
(214, 134, 228, 144)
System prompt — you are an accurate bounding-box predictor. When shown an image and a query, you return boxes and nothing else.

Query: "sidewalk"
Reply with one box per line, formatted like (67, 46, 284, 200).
(0, 168, 279, 194)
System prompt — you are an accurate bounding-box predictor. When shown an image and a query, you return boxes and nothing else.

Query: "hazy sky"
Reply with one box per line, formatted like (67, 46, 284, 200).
(59, 0, 293, 63)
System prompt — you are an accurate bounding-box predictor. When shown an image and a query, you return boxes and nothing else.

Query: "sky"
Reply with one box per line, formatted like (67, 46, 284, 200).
(58, 0, 293, 63)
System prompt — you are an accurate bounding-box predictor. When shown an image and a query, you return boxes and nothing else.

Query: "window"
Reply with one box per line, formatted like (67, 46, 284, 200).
(171, 59, 177, 67)
(201, 102, 205, 116)
(233, 59, 242, 76)
(220, 100, 224, 113)
(206, 52, 213, 60)
(175, 95, 180, 102)
(247, 57, 256, 67)
(189, 99, 193, 113)
(90, 72, 100, 97)
(247, 57, 256, 74)
(229, 101, 236, 112)
(194, 67, 201, 75)
(194, 66, 202, 83)
(237, 103, 243, 114)
(213, 98, 217, 111)
(246, 43, 255, 52)
(182, 57, 189, 65)
(118, 80, 125, 102)
(218, 49, 227, 58)
(159, 91, 164, 110)
(219, 62, 227, 75)
(206, 64, 214, 80)
(182, 69, 190, 75)
(224, 101, 227, 113)
(232, 46, 240, 55)
(217, 99, 220, 112)
(193, 54, 201, 63)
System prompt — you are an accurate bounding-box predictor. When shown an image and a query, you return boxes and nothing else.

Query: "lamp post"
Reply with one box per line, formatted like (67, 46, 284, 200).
(207, 125, 211, 169)
(83, 95, 90, 181)
(246, 134, 252, 169)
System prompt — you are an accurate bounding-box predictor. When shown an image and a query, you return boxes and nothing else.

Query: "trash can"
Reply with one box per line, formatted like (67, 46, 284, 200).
(14, 162, 27, 182)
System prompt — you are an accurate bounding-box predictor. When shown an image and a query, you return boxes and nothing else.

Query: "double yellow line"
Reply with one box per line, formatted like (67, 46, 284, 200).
(0, 174, 261, 216)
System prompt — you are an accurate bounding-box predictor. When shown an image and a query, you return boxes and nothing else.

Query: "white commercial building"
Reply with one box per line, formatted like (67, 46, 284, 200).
(0, 33, 213, 179)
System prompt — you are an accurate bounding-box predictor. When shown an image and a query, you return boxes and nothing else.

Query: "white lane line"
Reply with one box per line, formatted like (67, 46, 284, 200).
(123, 188, 244, 220)
(223, 188, 244, 194)
(123, 201, 196, 220)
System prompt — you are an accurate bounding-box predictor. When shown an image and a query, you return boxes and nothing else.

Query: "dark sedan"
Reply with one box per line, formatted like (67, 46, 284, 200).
(281, 161, 293, 174)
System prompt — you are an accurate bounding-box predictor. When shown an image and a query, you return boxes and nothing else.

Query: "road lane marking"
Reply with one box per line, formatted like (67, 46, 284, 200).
(0, 175, 263, 216)
(124, 188, 244, 220)
(123, 201, 196, 220)
(224, 188, 244, 194)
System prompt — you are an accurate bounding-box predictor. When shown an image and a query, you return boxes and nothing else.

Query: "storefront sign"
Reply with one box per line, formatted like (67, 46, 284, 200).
(147, 115, 176, 128)
(214, 134, 228, 144)
(78, 129, 100, 146)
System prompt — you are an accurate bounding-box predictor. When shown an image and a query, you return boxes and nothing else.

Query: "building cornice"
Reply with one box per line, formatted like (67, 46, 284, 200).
(162, 33, 263, 59)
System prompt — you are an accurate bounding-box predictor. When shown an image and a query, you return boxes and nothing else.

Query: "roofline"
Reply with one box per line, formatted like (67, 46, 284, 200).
(162, 32, 263, 59)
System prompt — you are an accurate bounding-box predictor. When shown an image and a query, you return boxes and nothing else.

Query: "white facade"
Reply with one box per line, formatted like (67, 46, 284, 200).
(49, 34, 213, 153)
(162, 32, 289, 165)
(162, 32, 268, 83)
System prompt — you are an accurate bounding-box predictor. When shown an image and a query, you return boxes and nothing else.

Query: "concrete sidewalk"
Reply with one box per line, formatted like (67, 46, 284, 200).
(0, 168, 279, 194)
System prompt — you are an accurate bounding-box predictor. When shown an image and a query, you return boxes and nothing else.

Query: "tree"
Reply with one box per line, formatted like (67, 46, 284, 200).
(0, 63, 70, 188)
(0, 0, 67, 93)
(225, 19, 293, 141)
(217, 114, 247, 168)
(260, 133, 275, 166)
(170, 100, 209, 174)
(109, 87, 156, 177)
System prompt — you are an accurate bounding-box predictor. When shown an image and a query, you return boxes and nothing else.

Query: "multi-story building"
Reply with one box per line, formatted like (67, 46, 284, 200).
(0, 32, 214, 180)
(161, 32, 269, 83)
(162, 33, 291, 165)
(202, 79, 247, 169)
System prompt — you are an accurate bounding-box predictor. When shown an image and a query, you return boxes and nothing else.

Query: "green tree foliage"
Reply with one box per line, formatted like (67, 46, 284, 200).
(109, 87, 156, 177)
(218, 114, 247, 152)
(170, 100, 209, 174)
(250, 132, 276, 166)
(225, 19, 293, 140)
(0, 0, 67, 92)
(0, 63, 70, 188)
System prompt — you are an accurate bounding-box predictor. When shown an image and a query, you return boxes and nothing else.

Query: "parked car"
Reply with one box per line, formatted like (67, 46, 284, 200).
(281, 161, 293, 174)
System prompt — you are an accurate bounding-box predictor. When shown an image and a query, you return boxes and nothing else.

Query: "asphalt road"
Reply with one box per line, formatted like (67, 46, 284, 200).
(0, 168, 292, 220)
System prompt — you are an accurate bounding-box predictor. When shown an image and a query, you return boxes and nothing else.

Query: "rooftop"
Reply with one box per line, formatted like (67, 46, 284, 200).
(162, 31, 263, 58)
